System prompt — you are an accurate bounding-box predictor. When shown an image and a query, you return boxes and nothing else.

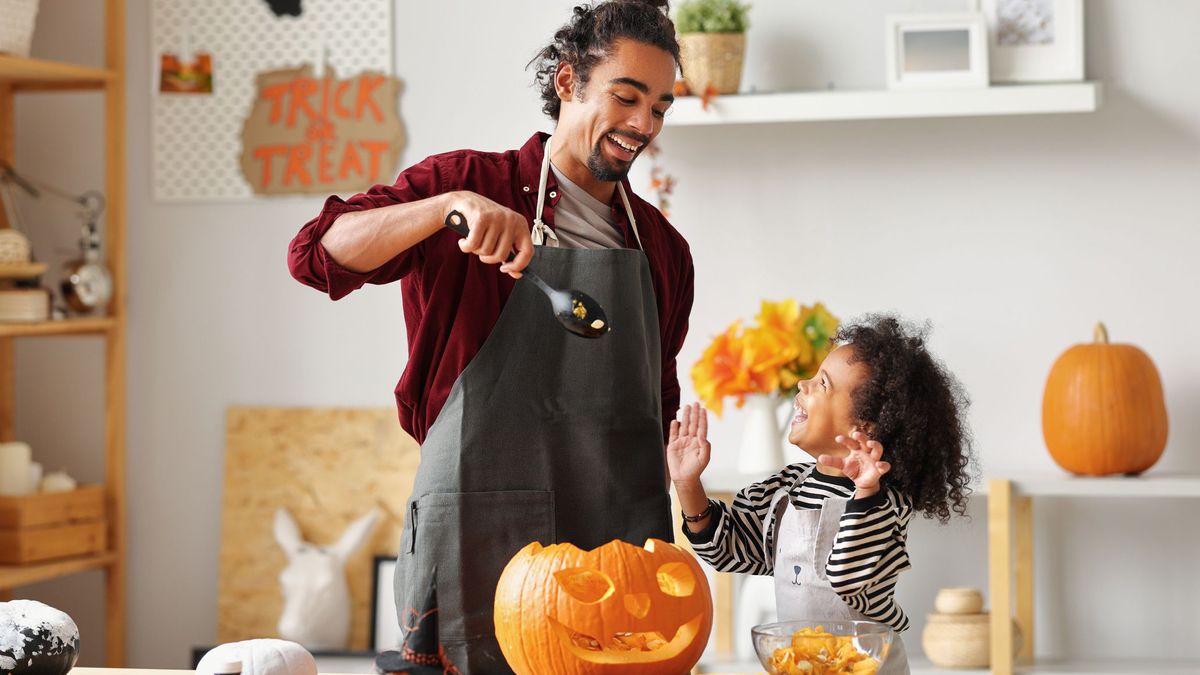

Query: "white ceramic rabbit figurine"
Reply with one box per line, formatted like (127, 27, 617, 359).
(273, 507, 379, 650)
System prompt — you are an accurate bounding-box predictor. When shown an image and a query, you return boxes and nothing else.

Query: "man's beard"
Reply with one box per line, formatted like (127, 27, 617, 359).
(586, 132, 647, 182)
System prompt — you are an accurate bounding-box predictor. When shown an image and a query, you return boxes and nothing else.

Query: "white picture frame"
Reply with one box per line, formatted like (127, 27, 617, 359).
(886, 13, 989, 90)
(977, 0, 1084, 82)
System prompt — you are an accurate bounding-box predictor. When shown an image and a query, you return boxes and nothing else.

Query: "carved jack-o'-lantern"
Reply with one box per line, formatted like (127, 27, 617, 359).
(494, 538, 713, 675)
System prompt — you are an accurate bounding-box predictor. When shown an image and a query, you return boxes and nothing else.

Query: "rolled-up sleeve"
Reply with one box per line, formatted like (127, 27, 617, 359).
(287, 156, 441, 300)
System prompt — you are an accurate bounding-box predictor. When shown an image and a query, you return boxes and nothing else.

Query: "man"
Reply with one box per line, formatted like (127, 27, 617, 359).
(288, 1, 692, 670)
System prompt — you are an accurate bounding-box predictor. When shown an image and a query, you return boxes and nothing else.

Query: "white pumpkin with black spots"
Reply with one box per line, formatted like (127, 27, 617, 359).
(0, 600, 79, 675)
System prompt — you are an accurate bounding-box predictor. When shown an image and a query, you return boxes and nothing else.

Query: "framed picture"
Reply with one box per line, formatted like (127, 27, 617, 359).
(369, 555, 402, 651)
(886, 13, 989, 90)
(977, 0, 1084, 82)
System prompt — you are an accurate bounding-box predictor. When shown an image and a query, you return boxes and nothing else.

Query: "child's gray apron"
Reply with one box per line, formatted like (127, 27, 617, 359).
(393, 136, 673, 674)
(773, 495, 910, 674)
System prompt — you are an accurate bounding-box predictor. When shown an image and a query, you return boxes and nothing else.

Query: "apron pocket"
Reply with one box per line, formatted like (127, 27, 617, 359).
(412, 490, 555, 642)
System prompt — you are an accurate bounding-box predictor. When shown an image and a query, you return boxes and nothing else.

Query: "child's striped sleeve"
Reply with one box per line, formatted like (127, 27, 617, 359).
(826, 487, 914, 632)
(681, 464, 807, 576)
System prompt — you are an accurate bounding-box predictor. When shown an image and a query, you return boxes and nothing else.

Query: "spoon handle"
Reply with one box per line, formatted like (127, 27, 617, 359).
(444, 209, 471, 238)
(444, 209, 519, 263)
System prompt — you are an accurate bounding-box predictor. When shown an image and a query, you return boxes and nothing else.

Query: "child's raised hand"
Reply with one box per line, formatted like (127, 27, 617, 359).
(819, 431, 891, 497)
(667, 403, 711, 485)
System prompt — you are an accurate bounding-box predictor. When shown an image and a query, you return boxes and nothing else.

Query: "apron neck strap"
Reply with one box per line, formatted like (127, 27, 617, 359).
(534, 135, 643, 250)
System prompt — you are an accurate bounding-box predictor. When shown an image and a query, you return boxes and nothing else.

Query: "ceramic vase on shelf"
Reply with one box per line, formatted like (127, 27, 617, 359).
(737, 393, 789, 476)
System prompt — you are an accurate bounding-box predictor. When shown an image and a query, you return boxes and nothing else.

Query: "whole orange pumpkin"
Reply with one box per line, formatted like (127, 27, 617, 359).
(494, 538, 712, 675)
(1042, 323, 1168, 476)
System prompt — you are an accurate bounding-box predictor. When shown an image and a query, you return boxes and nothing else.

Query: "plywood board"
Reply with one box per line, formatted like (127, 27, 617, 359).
(217, 407, 420, 649)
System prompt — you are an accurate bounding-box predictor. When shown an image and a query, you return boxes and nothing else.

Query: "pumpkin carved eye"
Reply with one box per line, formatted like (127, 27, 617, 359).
(623, 592, 651, 618)
(555, 568, 615, 604)
(656, 562, 696, 597)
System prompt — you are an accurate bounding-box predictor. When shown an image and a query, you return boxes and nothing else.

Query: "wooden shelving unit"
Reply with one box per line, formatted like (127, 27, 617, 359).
(0, 53, 116, 90)
(988, 475, 1200, 675)
(0, 317, 116, 338)
(0, 0, 126, 667)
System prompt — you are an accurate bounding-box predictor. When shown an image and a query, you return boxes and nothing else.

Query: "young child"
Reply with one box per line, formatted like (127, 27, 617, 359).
(669, 315, 974, 675)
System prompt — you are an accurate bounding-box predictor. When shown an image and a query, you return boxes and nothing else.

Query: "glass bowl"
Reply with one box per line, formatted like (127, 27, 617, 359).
(751, 619, 894, 674)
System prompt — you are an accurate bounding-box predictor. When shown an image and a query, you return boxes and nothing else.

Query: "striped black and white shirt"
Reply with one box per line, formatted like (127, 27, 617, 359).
(682, 463, 914, 632)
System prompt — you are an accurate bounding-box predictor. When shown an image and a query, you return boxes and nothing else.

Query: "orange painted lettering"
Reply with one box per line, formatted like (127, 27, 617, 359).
(253, 145, 288, 188)
(355, 74, 385, 122)
(334, 80, 353, 118)
(318, 142, 337, 184)
(286, 77, 320, 128)
(360, 140, 389, 180)
(337, 141, 364, 179)
(284, 143, 313, 186)
(261, 83, 290, 125)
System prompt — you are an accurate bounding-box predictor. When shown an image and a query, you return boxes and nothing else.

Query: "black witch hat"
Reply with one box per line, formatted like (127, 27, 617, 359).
(375, 569, 461, 675)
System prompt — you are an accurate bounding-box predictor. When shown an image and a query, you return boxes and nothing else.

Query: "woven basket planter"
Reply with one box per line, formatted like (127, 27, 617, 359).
(678, 32, 745, 95)
(0, 0, 40, 57)
(0, 229, 32, 265)
(923, 613, 1024, 668)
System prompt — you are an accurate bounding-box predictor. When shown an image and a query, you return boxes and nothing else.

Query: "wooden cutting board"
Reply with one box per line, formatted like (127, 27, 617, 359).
(217, 407, 420, 650)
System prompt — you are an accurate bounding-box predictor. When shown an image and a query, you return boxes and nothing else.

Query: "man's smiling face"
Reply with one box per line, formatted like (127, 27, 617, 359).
(554, 38, 677, 184)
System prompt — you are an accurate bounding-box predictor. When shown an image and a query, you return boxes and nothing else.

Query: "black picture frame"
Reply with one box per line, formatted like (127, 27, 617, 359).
(369, 555, 401, 652)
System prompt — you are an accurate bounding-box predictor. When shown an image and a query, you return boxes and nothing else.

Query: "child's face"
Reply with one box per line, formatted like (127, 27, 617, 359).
(787, 344, 869, 457)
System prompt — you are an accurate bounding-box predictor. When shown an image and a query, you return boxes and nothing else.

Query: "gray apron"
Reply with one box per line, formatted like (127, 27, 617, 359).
(773, 493, 910, 675)
(394, 139, 672, 674)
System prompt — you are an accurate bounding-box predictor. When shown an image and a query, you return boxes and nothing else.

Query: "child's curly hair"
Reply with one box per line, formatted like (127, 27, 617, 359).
(838, 315, 976, 523)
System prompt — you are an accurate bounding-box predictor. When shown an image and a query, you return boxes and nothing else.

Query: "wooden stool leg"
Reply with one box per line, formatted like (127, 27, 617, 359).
(988, 479, 1014, 675)
(1015, 495, 1034, 663)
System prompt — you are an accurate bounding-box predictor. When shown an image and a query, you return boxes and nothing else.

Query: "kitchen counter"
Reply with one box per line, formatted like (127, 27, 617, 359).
(72, 662, 768, 667)
(73, 670, 369, 675)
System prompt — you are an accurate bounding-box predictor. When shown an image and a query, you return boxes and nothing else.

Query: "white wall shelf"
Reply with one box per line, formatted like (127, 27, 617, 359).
(703, 471, 1199, 499)
(665, 82, 1101, 127)
(1001, 473, 1200, 498)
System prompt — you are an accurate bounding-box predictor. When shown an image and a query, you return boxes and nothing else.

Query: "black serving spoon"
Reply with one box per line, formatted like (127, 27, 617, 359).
(444, 210, 610, 339)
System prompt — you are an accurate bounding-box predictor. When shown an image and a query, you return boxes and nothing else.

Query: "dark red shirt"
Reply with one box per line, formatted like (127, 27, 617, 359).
(288, 132, 694, 444)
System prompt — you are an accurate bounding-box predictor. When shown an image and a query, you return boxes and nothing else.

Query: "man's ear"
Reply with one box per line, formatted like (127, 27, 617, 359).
(554, 62, 576, 103)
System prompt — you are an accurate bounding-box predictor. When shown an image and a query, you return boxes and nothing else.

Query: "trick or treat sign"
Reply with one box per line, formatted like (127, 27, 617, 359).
(150, 0, 393, 200)
(240, 66, 405, 195)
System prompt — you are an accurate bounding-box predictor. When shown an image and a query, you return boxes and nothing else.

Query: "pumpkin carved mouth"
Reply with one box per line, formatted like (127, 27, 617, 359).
(548, 614, 707, 664)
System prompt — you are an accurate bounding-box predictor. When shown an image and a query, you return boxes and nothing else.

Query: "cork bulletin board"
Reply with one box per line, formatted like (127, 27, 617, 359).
(150, 0, 394, 200)
(217, 407, 420, 649)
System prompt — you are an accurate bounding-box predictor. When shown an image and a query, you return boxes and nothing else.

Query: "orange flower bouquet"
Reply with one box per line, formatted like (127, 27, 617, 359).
(692, 300, 839, 416)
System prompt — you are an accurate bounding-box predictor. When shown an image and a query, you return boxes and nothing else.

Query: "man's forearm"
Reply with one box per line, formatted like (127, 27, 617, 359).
(320, 192, 452, 273)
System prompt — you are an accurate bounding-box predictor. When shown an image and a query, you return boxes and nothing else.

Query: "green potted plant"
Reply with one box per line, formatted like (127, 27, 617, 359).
(675, 0, 751, 95)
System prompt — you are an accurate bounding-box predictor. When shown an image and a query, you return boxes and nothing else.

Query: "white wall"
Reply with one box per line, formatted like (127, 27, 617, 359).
(12, 0, 1200, 668)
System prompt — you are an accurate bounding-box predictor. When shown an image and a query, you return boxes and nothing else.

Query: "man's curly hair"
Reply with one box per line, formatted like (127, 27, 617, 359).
(529, 0, 680, 121)
(838, 315, 976, 523)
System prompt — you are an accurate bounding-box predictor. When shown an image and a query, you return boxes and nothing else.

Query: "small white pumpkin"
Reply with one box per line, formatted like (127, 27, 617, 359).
(196, 639, 316, 675)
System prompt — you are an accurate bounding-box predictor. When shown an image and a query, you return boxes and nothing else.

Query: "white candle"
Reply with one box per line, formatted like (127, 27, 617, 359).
(0, 442, 33, 496)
